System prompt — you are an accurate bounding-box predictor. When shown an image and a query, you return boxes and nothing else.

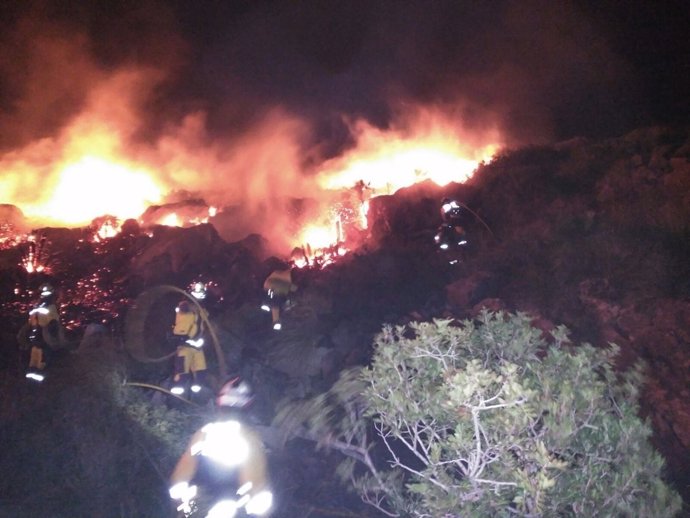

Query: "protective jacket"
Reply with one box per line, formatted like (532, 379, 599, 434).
(263, 269, 295, 297)
(28, 302, 59, 332)
(262, 269, 296, 329)
(173, 302, 205, 339)
(435, 223, 467, 249)
(21, 300, 60, 379)
(22, 303, 57, 346)
(170, 419, 271, 514)
(171, 301, 208, 393)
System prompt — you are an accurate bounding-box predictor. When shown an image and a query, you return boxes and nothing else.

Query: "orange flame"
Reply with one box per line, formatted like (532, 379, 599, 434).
(298, 224, 339, 251)
(359, 199, 369, 229)
(316, 109, 500, 194)
(296, 108, 502, 262)
(1, 70, 167, 227)
(0, 66, 502, 264)
(37, 156, 162, 225)
(159, 213, 181, 227)
(21, 234, 50, 273)
(0, 68, 315, 250)
(92, 216, 122, 243)
(0, 225, 24, 250)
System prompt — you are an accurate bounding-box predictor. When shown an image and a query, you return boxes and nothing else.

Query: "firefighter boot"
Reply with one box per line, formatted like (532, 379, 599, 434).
(271, 307, 282, 330)
(171, 371, 191, 396)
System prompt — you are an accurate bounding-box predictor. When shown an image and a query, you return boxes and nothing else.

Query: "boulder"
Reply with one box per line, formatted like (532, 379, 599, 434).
(446, 271, 492, 310)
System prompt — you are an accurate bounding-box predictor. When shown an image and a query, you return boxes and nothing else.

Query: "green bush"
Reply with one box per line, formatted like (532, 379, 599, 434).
(276, 311, 682, 517)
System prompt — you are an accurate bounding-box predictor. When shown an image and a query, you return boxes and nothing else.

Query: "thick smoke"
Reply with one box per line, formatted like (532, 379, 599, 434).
(0, 1, 672, 150)
(0, 0, 687, 243)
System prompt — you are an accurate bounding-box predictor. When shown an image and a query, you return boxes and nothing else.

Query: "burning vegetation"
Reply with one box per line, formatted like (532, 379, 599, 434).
(1, 124, 689, 517)
(0, 71, 502, 268)
(0, 81, 506, 353)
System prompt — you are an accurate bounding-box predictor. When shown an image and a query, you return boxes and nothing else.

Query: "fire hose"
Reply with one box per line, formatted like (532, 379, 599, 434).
(459, 202, 497, 240)
(124, 285, 227, 379)
(123, 381, 202, 406)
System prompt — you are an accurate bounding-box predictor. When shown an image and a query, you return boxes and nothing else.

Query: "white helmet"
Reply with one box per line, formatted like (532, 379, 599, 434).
(190, 282, 207, 300)
(216, 377, 254, 409)
(39, 283, 55, 300)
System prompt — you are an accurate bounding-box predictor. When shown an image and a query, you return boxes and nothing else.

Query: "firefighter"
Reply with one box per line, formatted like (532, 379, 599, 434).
(170, 283, 209, 397)
(261, 267, 297, 331)
(434, 223, 468, 249)
(437, 197, 469, 262)
(20, 283, 61, 382)
(440, 197, 463, 226)
(169, 377, 273, 517)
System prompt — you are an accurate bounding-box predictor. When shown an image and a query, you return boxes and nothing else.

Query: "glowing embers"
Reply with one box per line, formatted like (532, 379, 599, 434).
(91, 216, 122, 243)
(291, 196, 364, 269)
(140, 201, 218, 228)
(63, 266, 127, 326)
(0, 223, 25, 250)
(152, 205, 217, 227)
(292, 222, 348, 269)
(290, 118, 497, 269)
(21, 234, 51, 274)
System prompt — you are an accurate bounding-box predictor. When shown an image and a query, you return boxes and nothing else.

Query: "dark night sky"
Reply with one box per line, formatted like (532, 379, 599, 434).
(0, 0, 688, 158)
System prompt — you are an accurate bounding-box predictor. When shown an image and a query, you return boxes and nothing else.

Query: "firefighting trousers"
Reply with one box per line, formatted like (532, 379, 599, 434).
(28, 345, 47, 371)
(270, 306, 281, 324)
(174, 346, 207, 377)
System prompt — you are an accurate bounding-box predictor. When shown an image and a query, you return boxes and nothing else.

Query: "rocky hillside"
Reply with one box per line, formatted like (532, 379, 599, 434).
(0, 126, 688, 516)
(451, 126, 690, 502)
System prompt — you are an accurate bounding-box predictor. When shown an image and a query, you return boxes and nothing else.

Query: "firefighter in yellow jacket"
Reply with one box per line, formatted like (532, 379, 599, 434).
(169, 377, 273, 517)
(260, 268, 296, 331)
(20, 283, 61, 382)
(171, 283, 209, 396)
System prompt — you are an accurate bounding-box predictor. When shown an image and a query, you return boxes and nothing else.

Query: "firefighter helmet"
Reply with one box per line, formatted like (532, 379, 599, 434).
(39, 283, 55, 299)
(441, 198, 461, 219)
(190, 282, 207, 300)
(217, 377, 254, 409)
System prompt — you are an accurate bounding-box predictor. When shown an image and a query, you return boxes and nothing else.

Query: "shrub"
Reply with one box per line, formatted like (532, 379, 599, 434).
(276, 311, 682, 517)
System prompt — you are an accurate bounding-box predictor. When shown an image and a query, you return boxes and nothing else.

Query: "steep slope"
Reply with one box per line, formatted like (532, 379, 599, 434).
(0, 126, 687, 515)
